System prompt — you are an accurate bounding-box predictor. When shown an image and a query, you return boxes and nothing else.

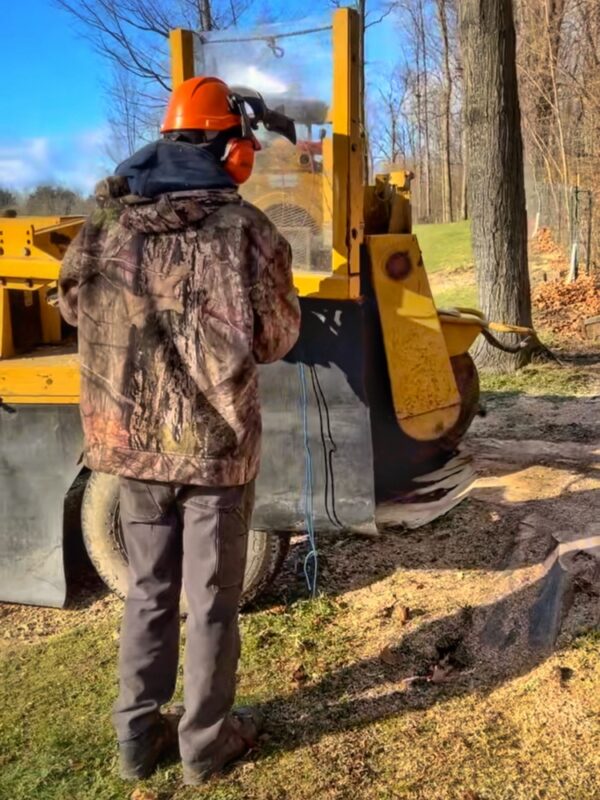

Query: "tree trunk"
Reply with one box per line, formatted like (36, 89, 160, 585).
(199, 0, 213, 30)
(418, 0, 433, 219)
(460, 122, 468, 219)
(357, 0, 370, 181)
(415, 59, 425, 220)
(460, 0, 533, 371)
(437, 0, 454, 223)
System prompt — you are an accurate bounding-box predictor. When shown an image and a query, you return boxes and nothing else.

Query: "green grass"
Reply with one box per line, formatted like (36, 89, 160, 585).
(480, 362, 599, 397)
(414, 220, 473, 273)
(0, 597, 355, 800)
(413, 220, 477, 309)
(433, 283, 478, 310)
(1, 595, 599, 799)
(2, 221, 598, 800)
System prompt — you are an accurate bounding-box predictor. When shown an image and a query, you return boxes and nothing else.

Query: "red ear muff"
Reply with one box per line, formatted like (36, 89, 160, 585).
(222, 138, 260, 185)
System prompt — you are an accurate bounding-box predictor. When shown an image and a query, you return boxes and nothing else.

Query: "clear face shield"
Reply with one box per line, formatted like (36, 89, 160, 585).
(230, 88, 297, 147)
(194, 17, 334, 272)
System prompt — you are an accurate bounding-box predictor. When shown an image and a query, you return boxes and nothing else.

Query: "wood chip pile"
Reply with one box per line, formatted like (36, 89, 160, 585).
(530, 226, 566, 259)
(533, 275, 600, 338)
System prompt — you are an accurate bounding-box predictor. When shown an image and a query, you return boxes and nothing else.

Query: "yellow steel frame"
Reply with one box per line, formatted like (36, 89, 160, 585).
(0, 216, 85, 359)
(328, 8, 362, 298)
(0, 350, 80, 404)
(170, 8, 363, 300)
(1, 9, 508, 421)
(367, 234, 461, 440)
(169, 28, 195, 86)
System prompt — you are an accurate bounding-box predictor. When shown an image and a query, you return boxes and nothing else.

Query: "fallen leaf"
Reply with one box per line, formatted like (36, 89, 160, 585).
(378, 603, 396, 620)
(379, 645, 402, 666)
(266, 604, 287, 615)
(430, 657, 455, 684)
(533, 274, 600, 340)
(378, 602, 411, 625)
(130, 789, 158, 800)
(558, 666, 575, 685)
(291, 663, 308, 685)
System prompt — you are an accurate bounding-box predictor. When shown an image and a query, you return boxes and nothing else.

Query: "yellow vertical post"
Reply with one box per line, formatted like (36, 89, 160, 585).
(0, 289, 14, 359)
(331, 8, 363, 297)
(39, 288, 62, 344)
(170, 29, 196, 89)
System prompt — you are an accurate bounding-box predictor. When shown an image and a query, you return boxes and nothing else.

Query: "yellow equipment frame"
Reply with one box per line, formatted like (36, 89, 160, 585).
(0, 216, 84, 359)
(170, 8, 364, 300)
(0, 9, 530, 426)
(168, 11, 481, 438)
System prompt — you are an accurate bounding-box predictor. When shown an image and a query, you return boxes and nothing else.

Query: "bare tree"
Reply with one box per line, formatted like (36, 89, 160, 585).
(200, 0, 214, 30)
(392, 0, 449, 221)
(0, 189, 17, 210)
(459, 122, 468, 220)
(513, 0, 600, 267)
(104, 66, 155, 163)
(369, 67, 410, 166)
(461, 0, 533, 371)
(25, 186, 92, 216)
(435, 0, 453, 222)
(416, 0, 433, 219)
(55, 0, 253, 158)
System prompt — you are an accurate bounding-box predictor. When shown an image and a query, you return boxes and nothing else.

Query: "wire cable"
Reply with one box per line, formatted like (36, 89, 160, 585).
(309, 365, 343, 528)
(298, 362, 318, 596)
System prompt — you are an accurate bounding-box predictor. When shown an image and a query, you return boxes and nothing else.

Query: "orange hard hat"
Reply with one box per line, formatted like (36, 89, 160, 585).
(161, 76, 241, 133)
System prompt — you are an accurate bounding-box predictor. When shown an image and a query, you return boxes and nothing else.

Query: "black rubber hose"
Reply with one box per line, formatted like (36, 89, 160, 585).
(481, 328, 533, 354)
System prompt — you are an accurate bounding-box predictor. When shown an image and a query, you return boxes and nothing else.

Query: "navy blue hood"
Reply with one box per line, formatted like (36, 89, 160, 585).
(115, 140, 236, 198)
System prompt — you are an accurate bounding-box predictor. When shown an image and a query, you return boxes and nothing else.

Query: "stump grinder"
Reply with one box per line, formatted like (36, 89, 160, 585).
(0, 9, 531, 608)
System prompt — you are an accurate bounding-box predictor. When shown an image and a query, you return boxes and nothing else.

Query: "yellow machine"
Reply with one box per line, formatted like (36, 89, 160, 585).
(0, 9, 529, 608)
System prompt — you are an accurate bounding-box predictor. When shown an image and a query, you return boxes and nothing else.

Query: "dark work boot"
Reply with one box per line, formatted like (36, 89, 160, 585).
(182, 707, 264, 786)
(119, 712, 180, 780)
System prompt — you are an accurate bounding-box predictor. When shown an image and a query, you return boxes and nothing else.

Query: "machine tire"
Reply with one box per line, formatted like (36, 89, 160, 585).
(438, 352, 481, 452)
(81, 472, 290, 609)
(403, 352, 480, 472)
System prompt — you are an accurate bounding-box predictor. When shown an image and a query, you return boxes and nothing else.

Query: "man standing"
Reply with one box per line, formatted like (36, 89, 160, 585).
(58, 77, 300, 784)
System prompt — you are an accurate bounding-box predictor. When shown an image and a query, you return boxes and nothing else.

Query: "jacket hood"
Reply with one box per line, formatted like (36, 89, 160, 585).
(93, 138, 243, 234)
(119, 189, 242, 234)
(115, 139, 236, 197)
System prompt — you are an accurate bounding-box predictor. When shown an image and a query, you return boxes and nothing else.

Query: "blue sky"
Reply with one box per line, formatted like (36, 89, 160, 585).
(2, 1, 109, 192)
(1, 1, 397, 193)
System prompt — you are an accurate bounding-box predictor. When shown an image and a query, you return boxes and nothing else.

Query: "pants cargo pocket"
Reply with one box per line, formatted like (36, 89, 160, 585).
(215, 508, 248, 589)
(120, 478, 175, 523)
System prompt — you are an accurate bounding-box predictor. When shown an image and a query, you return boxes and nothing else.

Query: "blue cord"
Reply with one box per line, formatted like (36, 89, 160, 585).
(298, 362, 318, 596)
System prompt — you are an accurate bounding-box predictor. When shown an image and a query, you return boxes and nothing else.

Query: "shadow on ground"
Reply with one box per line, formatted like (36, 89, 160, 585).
(256, 574, 597, 758)
(249, 441, 599, 758)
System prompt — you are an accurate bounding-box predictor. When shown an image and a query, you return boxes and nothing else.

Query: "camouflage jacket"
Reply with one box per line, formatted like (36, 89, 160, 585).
(59, 180, 300, 486)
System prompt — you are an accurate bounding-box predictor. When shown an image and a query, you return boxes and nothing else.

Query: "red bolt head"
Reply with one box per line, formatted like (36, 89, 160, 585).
(385, 251, 412, 280)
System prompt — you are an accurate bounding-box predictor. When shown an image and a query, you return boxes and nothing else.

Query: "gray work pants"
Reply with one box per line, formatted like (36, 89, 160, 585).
(112, 478, 253, 766)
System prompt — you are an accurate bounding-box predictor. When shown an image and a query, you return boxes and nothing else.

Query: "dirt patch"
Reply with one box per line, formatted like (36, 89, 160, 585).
(1, 358, 599, 800)
(472, 393, 600, 442)
(2, 365, 599, 671)
(265, 430, 599, 683)
(0, 570, 119, 657)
